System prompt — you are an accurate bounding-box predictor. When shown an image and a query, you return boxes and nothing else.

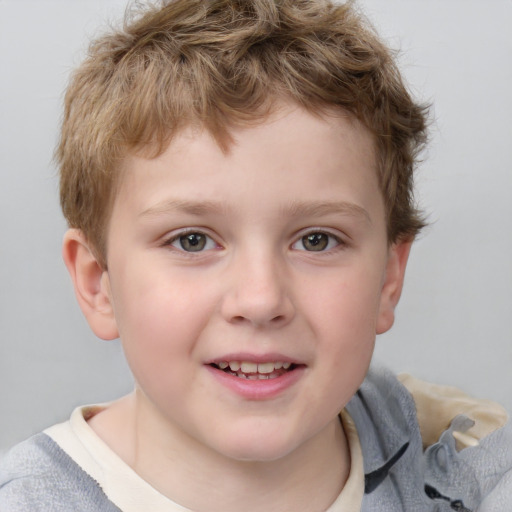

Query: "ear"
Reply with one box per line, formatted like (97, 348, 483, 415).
(376, 240, 412, 335)
(62, 229, 119, 340)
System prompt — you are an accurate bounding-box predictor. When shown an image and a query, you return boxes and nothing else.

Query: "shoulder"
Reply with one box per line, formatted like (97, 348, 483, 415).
(400, 372, 512, 511)
(0, 433, 120, 512)
(398, 373, 508, 450)
(348, 367, 512, 511)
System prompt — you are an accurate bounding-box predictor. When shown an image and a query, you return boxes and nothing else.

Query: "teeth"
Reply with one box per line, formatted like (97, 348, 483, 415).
(241, 362, 258, 373)
(238, 372, 273, 380)
(257, 362, 275, 374)
(218, 360, 293, 374)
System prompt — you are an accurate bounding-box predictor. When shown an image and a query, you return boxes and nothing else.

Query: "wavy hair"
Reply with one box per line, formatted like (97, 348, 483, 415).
(58, 0, 428, 266)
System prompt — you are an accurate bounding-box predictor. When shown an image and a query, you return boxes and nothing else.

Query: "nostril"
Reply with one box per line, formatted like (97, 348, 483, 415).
(222, 293, 295, 327)
(228, 314, 286, 326)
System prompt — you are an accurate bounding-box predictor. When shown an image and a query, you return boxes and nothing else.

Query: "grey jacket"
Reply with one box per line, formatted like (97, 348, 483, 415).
(1, 368, 511, 511)
(346, 368, 512, 511)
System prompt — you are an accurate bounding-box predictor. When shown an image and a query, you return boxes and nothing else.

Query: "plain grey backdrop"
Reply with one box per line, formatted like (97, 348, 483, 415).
(1, 0, 511, 454)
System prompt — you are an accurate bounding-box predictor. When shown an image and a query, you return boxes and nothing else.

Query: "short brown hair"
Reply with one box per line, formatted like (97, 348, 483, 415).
(58, 0, 428, 267)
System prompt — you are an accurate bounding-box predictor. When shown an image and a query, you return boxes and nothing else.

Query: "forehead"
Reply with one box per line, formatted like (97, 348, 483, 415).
(114, 104, 382, 225)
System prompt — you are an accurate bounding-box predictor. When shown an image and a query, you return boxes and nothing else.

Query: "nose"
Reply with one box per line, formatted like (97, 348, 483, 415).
(220, 248, 295, 328)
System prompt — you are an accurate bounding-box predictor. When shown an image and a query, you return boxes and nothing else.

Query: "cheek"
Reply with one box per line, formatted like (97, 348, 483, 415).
(113, 259, 212, 327)
(110, 267, 218, 371)
(307, 270, 382, 397)
(301, 266, 384, 337)
(113, 283, 203, 401)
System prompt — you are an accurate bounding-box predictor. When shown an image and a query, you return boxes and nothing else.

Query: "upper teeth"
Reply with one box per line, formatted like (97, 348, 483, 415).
(217, 361, 291, 373)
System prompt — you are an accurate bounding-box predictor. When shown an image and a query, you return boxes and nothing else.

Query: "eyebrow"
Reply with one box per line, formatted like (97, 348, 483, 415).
(139, 199, 227, 218)
(139, 198, 371, 224)
(281, 200, 372, 224)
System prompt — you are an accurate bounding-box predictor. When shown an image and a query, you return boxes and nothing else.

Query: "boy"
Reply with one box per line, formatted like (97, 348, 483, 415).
(1, 0, 511, 510)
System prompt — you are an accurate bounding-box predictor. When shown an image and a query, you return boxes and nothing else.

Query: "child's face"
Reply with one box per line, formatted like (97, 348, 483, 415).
(95, 104, 408, 462)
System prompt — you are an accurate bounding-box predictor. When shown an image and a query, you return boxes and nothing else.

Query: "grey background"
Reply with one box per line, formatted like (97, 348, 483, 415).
(1, 0, 511, 453)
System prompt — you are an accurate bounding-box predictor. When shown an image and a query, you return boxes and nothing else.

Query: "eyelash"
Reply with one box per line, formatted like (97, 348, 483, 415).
(291, 230, 346, 253)
(161, 229, 220, 253)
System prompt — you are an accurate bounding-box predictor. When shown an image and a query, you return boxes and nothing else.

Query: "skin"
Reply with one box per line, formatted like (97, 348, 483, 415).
(63, 103, 411, 512)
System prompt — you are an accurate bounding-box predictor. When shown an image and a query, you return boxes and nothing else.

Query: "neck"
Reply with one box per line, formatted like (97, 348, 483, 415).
(89, 392, 351, 512)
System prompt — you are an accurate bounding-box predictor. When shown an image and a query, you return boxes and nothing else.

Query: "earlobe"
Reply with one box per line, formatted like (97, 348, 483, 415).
(376, 241, 412, 335)
(62, 229, 119, 340)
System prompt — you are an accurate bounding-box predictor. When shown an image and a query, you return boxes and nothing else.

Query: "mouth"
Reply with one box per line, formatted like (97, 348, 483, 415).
(209, 360, 300, 380)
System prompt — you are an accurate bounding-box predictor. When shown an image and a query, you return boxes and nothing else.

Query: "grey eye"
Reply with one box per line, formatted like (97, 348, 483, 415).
(301, 233, 329, 251)
(291, 232, 342, 252)
(177, 233, 207, 252)
(167, 231, 219, 253)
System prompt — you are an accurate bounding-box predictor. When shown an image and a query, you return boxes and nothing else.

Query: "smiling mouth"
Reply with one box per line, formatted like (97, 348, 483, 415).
(209, 361, 299, 380)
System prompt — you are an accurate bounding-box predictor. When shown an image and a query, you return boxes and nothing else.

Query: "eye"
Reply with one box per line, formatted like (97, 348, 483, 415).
(292, 232, 341, 252)
(168, 232, 218, 252)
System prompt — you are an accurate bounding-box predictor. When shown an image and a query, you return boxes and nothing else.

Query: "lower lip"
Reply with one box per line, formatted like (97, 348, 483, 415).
(205, 365, 305, 400)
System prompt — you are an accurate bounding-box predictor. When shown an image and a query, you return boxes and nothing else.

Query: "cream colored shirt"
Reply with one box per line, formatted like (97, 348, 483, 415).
(45, 407, 365, 512)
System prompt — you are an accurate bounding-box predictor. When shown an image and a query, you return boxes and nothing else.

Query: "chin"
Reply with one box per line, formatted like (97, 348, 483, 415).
(211, 429, 302, 463)
(219, 445, 293, 464)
